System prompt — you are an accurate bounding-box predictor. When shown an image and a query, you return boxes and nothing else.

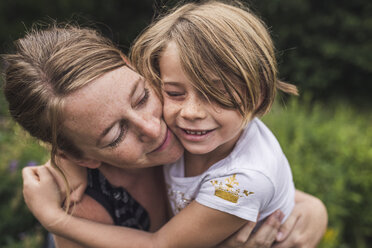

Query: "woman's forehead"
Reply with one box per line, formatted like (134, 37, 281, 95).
(67, 66, 141, 103)
(62, 67, 141, 129)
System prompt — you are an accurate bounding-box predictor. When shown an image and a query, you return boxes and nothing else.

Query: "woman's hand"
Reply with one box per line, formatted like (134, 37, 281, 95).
(22, 166, 66, 229)
(217, 210, 284, 248)
(273, 190, 328, 248)
(216, 190, 327, 248)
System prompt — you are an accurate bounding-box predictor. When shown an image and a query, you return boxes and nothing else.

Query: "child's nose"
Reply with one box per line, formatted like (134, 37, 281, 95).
(180, 96, 207, 121)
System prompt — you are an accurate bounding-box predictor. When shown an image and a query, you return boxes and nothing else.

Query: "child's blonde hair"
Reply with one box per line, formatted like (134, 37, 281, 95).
(131, 0, 298, 119)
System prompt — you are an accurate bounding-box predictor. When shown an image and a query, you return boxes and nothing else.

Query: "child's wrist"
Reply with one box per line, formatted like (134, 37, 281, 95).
(37, 207, 67, 231)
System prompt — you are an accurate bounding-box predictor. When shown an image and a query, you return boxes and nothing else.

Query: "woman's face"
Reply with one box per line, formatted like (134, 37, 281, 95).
(62, 66, 183, 169)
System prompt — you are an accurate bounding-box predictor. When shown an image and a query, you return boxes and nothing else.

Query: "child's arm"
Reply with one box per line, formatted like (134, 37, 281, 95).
(38, 157, 100, 248)
(36, 158, 111, 248)
(23, 166, 249, 248)
(52, 192, 115, 248)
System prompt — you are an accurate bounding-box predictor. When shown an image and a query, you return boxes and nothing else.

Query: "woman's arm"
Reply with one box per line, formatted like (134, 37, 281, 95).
(24, 166, 327, 248)
(217, 210, 284, 248)
(273, 190, 327, 248)
(218, 190, 327, 248)
(23, 166, 250, 248)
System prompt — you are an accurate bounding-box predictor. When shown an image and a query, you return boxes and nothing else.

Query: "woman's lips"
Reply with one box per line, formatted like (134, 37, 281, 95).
(150, 128, 171, 153)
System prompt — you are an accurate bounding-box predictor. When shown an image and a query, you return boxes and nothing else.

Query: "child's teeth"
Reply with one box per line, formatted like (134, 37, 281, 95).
(186, 130, 207, 135)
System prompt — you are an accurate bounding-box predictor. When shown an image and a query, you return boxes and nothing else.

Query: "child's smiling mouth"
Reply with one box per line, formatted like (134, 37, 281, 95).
(181, 128, 215, 136)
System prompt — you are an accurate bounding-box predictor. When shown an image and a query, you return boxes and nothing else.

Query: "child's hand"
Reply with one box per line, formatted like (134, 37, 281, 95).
(45, 155, 87, 204)
(22, 166, 65, 228)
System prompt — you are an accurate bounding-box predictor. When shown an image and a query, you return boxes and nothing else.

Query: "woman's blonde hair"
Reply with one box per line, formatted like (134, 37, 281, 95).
(131, 0, 298, 119)
(2, 24, 126, 206)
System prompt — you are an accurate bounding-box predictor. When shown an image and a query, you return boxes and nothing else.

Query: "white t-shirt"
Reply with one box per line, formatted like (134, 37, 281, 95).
(164, 118, 295, 223)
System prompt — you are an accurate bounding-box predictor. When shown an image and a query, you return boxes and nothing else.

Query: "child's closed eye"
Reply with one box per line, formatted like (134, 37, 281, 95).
(164, 91, 185, 97)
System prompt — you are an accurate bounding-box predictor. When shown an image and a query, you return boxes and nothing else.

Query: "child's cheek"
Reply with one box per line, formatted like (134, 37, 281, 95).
(162, 97, 177, 126)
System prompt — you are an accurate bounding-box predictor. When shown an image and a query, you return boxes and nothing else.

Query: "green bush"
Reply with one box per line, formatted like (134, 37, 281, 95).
(0, 0, 371, 104)
(250, 0, 372, 103)
(263, 96, 372, 248)
(0, 117, 48, 247)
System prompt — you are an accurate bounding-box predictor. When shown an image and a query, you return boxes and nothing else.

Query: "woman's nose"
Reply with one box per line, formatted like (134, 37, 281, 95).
(135, 114, 161, 142)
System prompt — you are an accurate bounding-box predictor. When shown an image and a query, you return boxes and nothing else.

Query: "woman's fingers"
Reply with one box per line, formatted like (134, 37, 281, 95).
(273, 191, 328, 248)
(275, 209, 299, 242)
(232, 221, 257, 245)
(217, 221, 256, 247)
(245, 210, 283, 248)
(217, 210, 283, 248)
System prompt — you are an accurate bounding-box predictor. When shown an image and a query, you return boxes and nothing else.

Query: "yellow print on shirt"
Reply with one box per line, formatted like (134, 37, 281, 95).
(211, 174, 254, 203)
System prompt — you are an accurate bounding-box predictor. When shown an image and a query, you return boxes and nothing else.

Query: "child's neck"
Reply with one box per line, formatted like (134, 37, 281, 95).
(184, 130, 242, 177)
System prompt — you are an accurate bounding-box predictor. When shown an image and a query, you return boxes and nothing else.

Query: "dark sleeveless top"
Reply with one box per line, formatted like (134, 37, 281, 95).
(84, 168, 150, 231)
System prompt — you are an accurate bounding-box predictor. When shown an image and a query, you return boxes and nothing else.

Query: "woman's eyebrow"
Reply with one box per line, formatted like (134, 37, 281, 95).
(95, 77, 142, 147)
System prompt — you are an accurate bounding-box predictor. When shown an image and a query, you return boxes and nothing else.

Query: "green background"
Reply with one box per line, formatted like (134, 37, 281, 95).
(0, 0, 371, 247)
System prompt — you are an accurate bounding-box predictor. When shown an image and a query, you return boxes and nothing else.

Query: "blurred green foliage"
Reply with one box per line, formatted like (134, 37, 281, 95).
(0, 0, 371, 247)
(0, 118, 48, 247)
(250, 0, 372, 104)
(263, 97, 372, 248)
(0, 0, 156, 54)
(1, 97, 372, 247)
(0, 0, 371, 105)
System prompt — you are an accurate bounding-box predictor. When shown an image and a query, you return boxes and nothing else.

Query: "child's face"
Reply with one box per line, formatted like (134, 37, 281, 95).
(159, 42, 248, 156)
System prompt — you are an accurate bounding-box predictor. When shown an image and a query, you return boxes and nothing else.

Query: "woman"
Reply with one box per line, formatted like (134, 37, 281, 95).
(4, 24, 326, 247)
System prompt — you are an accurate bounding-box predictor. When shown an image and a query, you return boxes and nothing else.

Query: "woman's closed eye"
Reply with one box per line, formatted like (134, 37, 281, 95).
(107, 120, 127, 148)
(105, 87, 149, 148)
(136, 88, 150, 107)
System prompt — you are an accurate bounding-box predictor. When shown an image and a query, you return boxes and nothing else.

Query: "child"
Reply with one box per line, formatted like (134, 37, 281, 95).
(131, 0, 298, 230)
(21, 1, 299, 247)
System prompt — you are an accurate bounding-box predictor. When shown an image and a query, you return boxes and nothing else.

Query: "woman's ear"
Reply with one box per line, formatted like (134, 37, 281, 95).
(75, 158, 102, 169)
(57, 150, 101, 169)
